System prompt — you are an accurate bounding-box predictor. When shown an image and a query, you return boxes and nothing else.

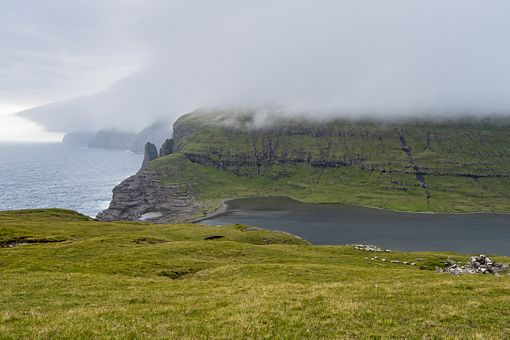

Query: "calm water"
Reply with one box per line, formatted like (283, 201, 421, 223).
(0, 143, 142, 217)
(202, 197, 510, 255)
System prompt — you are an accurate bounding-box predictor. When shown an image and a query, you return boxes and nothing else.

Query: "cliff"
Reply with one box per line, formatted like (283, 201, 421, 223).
(98, 111, 510, 222)
(129, 121, 171, 153)
(62, 121, 171, 153)
(87, 130, 138, 150)
(61, 132, 95, 146)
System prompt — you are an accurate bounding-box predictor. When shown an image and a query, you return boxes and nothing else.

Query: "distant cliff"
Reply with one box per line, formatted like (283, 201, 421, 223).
(98, 111, 510, 222)
(61, 132, 95, 146)
(129, 122, 171, 153)
(61, 121, 171, 153)
(87, 130, 138, 150)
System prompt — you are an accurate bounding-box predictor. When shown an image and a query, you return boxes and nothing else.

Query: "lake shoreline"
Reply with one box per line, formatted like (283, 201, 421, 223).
(199, 196, 510, 255)
(194, 195, 510, 224)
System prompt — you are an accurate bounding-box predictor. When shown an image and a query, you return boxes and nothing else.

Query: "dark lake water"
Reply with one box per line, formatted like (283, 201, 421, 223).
(201, 197, 510, 255)
(0, 143, 142, 217)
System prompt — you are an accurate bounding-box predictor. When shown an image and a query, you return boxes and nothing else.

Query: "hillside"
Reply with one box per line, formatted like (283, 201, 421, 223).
(99, 111, 510, 222)
(1, 209, 510, 337)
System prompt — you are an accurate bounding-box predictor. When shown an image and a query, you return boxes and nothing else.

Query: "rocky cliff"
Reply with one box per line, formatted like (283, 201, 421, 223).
(98, 111, 510, 222)
(96, 165, 199, 223)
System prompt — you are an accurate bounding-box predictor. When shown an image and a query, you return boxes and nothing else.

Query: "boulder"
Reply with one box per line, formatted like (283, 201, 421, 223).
(440, 255, 508, 275)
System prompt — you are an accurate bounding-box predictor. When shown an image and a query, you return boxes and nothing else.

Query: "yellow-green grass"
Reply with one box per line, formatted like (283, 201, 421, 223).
(1, 209, 510, 338)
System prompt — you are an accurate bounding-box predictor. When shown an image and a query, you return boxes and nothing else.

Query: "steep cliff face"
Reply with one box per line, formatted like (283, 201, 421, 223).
(96, 165, 199, 223)
(98, 111, 510, 222)
(173, 111, 510, 178)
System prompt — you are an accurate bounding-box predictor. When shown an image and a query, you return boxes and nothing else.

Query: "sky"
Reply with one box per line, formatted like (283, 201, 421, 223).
(2, 1, 510, 141)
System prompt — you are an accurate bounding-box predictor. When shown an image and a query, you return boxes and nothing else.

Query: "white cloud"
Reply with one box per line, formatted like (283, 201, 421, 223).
(4, 0, 510, 135)
(0, 104, 62, 142)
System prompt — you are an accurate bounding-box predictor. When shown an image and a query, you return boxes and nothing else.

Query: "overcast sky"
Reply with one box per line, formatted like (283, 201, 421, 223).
(2, 1, 510, 141)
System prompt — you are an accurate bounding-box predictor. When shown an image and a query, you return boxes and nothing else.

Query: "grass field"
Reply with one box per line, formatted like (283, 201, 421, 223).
(1, 209, 510, 338)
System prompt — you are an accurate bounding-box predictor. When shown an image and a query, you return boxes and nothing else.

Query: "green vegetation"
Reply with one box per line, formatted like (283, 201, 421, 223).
(147, 111, 510, 219)
(1, 209, 510, 337)
(151, 153, 510, 219)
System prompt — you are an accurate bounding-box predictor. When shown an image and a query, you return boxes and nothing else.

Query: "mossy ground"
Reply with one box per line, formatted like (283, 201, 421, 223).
(1, 209, 510, 338)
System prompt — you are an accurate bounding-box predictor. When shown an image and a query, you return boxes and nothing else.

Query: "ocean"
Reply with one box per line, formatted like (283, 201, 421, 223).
(0, 143, 142, 217)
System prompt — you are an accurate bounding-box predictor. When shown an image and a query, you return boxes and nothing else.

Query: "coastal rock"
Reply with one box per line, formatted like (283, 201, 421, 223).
(96, 166, 199, 223)
(142, 142, 159, 168)
(159, 138, 174, 157)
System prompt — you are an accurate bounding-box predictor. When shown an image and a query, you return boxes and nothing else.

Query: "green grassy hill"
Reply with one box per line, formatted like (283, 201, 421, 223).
(102, 111, 510, 222)
(1, 209, 510, 337)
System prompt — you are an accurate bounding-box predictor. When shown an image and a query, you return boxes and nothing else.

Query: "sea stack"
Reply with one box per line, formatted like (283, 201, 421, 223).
(159, 138, 174, 157)
(142, 142, 159, 168)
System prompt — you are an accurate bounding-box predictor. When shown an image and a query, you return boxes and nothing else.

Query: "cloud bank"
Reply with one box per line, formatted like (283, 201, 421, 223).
(7, 0, 510, 132)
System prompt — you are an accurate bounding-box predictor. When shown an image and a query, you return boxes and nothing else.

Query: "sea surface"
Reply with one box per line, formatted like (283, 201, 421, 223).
(0, 143, 142, 217)
(202, 197, 510, 255)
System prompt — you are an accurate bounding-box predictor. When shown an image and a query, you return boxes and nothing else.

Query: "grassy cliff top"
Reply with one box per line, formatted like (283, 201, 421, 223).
(174, 110, 510, 129)
(173, 111, 510, 161)
(147, 109, 510, 216)
(1, 209, 510, 337)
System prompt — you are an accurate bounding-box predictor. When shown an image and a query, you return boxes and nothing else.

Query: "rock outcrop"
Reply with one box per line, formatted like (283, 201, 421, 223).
(142, 142, 159, 168)
(354, 244, 392, 252)
(438, 255, 509, 275)
(159, 138, 174, 157)
(96, 166, 199, 223)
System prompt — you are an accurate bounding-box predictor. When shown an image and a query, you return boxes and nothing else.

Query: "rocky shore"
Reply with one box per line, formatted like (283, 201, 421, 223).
(96, 165, 200, 223)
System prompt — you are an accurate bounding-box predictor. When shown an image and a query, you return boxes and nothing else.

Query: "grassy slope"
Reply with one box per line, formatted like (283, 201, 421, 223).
(156, 112, 510, 218)
(149, 153, 510, 221)
(1, 209, 510, 337)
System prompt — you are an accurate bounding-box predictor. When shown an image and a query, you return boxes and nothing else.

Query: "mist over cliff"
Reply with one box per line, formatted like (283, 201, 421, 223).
(10, 1, 510, 133)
